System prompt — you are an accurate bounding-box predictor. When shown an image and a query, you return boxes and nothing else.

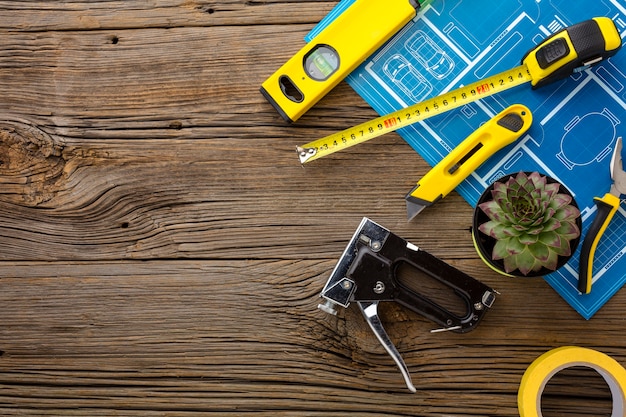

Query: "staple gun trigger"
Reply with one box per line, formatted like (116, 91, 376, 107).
(317, 218, 497, 392)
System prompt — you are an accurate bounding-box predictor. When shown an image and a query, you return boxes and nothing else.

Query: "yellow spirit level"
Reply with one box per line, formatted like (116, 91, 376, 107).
(260, 0, 422, 123)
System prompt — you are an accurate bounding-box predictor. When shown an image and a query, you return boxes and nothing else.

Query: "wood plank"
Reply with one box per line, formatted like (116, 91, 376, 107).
(0, 261, 621, 415)
(0, 116, 474, 261)
(0, 1, 338, 30)
(0, 25, 315, 126)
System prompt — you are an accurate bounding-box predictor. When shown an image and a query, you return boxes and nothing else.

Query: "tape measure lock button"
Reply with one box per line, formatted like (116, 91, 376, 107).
(518, 346, 626, 417)
(535, 38, 570, 69)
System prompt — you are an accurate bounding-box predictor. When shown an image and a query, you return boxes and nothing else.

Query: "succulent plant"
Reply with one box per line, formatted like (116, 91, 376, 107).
(477, 171, 581, 276)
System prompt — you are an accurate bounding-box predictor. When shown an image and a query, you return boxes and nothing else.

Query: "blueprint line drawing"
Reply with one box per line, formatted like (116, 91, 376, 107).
(307, 0, 626, 318)
(556, 108, 619, 170)
(404, 30, 455, 79)
(383, 54, 433, 103)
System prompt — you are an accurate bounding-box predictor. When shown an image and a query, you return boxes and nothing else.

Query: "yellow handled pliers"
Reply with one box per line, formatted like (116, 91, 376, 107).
(578, 137, 626, 294)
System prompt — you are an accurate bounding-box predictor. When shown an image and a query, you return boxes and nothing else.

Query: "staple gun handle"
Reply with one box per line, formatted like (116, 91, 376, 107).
(390, 246, 493, 333)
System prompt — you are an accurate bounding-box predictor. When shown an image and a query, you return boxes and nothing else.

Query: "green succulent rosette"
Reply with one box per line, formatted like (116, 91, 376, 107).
(478, 171, 581, 276)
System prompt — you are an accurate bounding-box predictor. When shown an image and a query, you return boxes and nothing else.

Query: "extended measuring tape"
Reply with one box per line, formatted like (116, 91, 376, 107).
(297, 17, 622, 164)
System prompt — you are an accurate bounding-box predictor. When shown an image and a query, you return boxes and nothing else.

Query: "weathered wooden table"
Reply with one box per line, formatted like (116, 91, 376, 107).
(0, 2, 623, 415)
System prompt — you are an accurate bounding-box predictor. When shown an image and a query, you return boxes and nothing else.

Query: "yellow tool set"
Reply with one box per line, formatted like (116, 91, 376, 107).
(261, 0, 626, 409)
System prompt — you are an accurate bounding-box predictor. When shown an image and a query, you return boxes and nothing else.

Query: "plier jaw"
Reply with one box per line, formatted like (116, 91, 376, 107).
(610, 137, 626, 198)
(578, 137, 625, 294)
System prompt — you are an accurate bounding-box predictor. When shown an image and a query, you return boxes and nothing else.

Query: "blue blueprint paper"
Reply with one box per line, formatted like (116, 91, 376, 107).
(306, 0, 626, 319)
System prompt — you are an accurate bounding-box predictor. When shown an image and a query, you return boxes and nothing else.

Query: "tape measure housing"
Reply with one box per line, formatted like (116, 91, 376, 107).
(522, 17, 622, 88)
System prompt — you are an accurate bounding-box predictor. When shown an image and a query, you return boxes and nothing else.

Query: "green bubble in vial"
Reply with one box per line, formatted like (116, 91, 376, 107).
(311, 50, 334, 77)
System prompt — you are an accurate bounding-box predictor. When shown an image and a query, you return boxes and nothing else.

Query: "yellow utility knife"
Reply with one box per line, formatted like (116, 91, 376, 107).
(405, 104, 533, 221)
(578, 137, 626, 294)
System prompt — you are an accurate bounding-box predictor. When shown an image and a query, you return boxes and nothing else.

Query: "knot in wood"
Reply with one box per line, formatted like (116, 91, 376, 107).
(0, 119, 65, 207)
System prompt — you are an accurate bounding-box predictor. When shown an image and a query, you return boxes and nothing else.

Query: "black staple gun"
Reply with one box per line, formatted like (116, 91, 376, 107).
(318, 217, 497, 392)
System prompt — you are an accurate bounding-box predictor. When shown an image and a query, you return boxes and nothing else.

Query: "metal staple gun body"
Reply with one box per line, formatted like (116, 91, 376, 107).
(318, 217, 497, 392)
(578, 137, 626, 294)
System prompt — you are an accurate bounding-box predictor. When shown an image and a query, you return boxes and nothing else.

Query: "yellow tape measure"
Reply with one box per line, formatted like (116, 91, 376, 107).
(297, 17, 622, 164)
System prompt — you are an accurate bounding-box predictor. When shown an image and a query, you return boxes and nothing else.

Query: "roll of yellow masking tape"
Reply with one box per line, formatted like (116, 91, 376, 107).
(518, 346, 626, 417)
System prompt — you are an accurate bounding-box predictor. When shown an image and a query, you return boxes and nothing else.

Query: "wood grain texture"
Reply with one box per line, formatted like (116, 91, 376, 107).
(0, 1, 624, 415)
